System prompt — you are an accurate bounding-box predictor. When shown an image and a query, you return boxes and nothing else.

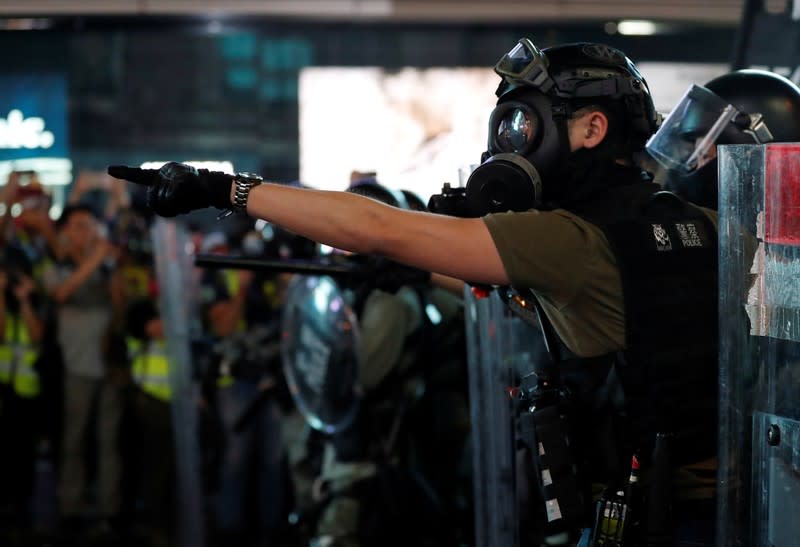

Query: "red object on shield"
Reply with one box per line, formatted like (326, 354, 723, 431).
(470, 285, 492, 299)
(764, 144, 800, 246)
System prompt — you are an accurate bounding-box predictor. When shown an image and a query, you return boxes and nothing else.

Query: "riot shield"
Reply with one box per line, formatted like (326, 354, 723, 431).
(151, 219, 205, 547)
(281, 275, 362, 434)
(465, 286, 549, 547)
(718, 143, 800, 547)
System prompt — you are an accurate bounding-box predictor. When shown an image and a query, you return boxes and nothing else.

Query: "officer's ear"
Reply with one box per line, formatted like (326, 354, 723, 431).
(582, 110, 608, 149)
(568, 108, 609, 151)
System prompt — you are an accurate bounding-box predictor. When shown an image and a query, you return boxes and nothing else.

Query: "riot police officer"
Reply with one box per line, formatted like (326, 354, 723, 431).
(646, 68, 800, 209)
(295, 179, 466, 546)
(110, 38, 720, 546)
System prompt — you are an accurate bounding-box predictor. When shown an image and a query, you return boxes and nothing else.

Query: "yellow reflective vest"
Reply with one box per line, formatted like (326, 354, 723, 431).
(0, 315, 41, 398)
(127, 337, 172, 402)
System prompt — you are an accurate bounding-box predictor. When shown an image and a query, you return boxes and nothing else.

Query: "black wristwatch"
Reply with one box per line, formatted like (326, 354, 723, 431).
(231, 172, 263, 212)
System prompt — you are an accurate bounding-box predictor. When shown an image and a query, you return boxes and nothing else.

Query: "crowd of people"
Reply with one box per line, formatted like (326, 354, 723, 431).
(0, 169, 473, 547)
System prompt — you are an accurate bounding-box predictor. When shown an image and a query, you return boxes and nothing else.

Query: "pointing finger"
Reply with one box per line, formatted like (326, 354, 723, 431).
(107, 166, 160, 186)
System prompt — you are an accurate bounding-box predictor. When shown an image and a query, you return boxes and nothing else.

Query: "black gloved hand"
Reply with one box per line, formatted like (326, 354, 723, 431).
(107, 161, 233, 217)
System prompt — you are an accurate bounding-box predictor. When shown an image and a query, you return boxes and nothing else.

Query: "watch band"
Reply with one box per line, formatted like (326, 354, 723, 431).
(231, 172, 263, 212)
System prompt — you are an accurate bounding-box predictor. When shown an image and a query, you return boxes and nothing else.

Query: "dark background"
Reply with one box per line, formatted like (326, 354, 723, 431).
(0, 17, 738, 183)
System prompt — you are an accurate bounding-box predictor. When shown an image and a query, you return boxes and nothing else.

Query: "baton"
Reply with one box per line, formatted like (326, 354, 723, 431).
(194, 254, 360, 278)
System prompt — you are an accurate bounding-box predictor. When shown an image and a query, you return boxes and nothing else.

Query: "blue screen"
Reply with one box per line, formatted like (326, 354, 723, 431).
(0, 72, 68, 160)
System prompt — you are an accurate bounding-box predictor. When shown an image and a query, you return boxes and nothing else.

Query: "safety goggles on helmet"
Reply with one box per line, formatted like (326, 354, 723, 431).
(646, 84, 773, 175)
(494, 39, 649, 103)
(494, 38, 555, 95)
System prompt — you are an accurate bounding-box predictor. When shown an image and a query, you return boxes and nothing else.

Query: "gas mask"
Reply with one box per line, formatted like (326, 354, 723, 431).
(465, 89, 561, 214)
(462, 40, 558, 215)
(459, 38, 658, 216)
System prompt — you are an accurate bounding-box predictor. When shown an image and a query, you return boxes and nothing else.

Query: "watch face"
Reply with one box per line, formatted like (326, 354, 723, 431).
(237, 172, 263, 183)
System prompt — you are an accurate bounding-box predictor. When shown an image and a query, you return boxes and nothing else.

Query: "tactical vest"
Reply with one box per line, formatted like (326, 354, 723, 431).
(517, 176, 719, 545)
(127, 337, 172, 402)
(121, 263, 152, 300)
(565, 180, 719, 468)
(0, 315, 41, 398)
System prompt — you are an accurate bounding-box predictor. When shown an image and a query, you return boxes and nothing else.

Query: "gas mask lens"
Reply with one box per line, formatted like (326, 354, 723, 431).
(497, 109, 534, 153)
(495, 106, 538, 154)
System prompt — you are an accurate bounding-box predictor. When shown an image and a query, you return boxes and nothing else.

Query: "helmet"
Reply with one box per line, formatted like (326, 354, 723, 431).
(537, 42, 658, 149)
(647, 69, 800, 208)
(465, 39, 658, 214)
(706, 69, 800, 143)
(400, 189, 428, 212)
(261, 224, 318, 261)
(347, 178, 410, 210)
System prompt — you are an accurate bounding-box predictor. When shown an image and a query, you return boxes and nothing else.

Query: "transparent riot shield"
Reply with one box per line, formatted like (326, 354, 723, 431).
(465, 286, 549, 547)
(281, 275, 362, 434)
(718, 143, 800, 547)
(151, 219, 205, 547)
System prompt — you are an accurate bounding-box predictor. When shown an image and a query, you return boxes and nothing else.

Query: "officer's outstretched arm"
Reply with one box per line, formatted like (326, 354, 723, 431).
(431, 273, 466, 296)
(244, 182, 507, 285)
(108, 162, 509, 286)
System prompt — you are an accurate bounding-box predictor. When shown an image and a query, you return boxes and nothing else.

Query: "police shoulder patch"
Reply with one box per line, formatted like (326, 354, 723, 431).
(652, 223, 672, 251)
(649, 219, 711, 252)
(674, 221, 707, 248)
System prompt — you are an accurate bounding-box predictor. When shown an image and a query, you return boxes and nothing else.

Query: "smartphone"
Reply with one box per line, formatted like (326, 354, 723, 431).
(16, 184, 48, 211)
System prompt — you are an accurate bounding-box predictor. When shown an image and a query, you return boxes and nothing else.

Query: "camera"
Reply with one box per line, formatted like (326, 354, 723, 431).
(12, 178, 49, 214)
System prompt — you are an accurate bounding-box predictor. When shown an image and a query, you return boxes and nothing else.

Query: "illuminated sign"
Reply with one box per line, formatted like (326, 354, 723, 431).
(0, 73, 70, 193)
(0, 109, 55, 149)
(0, 73, 68, 160)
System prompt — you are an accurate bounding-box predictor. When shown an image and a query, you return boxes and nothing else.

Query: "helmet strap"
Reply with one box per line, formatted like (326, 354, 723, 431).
(542, 101, 577, 205)
(545, 101, 634, 208)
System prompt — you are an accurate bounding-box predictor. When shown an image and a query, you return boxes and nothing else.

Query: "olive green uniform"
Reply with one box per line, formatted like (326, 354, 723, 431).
(485, 208, 625, 358)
